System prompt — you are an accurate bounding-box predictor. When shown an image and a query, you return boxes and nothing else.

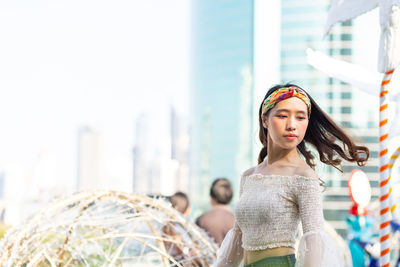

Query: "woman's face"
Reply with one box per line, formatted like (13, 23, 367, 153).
(262, 97, 309, 150)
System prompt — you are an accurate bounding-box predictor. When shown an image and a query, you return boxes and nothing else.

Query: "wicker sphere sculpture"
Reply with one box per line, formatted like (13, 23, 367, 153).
(0, 191, 218, 266)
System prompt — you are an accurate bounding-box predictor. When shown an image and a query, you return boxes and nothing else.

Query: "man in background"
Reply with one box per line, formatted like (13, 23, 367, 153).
(196, 178, 235, 246)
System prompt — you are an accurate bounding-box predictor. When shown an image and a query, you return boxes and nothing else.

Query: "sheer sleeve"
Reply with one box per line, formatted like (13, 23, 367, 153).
(295, 178, 347, 267)
(212, 176, 245, 267)
(213, 223, 243, 267)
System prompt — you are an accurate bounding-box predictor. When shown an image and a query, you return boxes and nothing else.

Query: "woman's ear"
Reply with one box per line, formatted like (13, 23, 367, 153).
(262, 115, 268, 129)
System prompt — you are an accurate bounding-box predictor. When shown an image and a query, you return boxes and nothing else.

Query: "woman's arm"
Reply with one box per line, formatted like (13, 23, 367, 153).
(213, 223, 243, 267)
(295, 178, 346, 267)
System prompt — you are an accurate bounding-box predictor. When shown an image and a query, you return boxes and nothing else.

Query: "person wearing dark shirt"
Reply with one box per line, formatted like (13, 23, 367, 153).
(196, 178, 235, 246)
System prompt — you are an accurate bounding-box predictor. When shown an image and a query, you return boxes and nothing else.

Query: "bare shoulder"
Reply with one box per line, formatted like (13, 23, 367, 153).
(296, 166, 319, 179)
(242, 166, 257, 177)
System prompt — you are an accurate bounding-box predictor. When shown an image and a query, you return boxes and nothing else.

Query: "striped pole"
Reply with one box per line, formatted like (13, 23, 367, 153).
(389, 147, 400, 221)
(379, 69, 394, 267)
(388, 146, 400, 175)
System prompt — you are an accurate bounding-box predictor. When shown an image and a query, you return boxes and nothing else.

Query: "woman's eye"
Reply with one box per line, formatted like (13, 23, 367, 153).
(277, 115, 287, 118)
(297, 117, 306, 120)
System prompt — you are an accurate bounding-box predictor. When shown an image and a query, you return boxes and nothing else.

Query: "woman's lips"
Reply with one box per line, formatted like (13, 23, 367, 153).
(284, 134, 297, 140)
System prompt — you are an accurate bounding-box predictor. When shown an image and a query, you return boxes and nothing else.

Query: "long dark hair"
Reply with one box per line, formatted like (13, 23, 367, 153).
(258, 84, 369, 170)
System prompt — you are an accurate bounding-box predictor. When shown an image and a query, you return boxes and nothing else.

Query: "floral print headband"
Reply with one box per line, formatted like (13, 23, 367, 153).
(262, 86, 311, 116)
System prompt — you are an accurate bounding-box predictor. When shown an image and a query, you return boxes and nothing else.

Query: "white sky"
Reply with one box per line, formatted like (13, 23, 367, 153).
(0, 1, 190, 194)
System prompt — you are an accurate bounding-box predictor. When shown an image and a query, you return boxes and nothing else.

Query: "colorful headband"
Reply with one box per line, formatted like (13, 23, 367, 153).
(262, 86, 311, 115)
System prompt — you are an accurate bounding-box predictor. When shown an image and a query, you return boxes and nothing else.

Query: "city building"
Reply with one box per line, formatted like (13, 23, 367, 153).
(190, 0, 255, 215)
(132, 113, 153, 193)
(77, 126, 106, 190)
(170, 107, 190, 193)
(132, 106, 190, 196)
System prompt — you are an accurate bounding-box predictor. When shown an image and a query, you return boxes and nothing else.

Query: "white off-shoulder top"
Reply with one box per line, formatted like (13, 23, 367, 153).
(235, 174, 324, 250)
(213, 173, 347, 267)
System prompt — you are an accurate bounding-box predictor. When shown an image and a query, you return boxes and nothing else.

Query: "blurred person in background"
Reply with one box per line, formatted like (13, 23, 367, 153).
(170, 191, 191, 216)
(196, 178, 234, 246)
(214, 84, 369, 267)
(163, 191, 193, 263)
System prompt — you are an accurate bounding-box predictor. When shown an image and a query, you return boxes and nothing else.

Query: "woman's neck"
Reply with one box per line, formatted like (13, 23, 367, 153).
(267, 142, 301, 166)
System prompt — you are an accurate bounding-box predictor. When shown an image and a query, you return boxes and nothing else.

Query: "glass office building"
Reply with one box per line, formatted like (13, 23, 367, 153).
(190, 0, 255, 214)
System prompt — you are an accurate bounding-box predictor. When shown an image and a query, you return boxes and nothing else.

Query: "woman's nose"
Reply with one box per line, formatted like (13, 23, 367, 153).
(286, 117, 296, 130)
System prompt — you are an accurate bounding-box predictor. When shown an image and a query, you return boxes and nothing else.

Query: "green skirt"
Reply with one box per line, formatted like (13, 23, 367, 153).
(244, 254, 296, 267)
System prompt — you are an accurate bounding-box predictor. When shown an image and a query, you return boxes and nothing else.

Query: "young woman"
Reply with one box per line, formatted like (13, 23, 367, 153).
(214, 84, 369, 267)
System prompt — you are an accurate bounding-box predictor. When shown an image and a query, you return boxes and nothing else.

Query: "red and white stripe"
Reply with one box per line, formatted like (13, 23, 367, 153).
(379, 69, 394, 267)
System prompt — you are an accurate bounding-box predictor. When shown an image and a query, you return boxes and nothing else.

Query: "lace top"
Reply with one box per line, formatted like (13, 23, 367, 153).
(234, 174, 324, 251)
(214, 173, 348, 267)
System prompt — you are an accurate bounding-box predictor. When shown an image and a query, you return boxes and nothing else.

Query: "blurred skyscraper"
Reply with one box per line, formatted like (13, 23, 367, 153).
(190, 0, 255, 214)
(170, 107, 190, 193)
(132, 106, 189, 196)
(77, 126, 106, 190)
(132, 113, 153, 193)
